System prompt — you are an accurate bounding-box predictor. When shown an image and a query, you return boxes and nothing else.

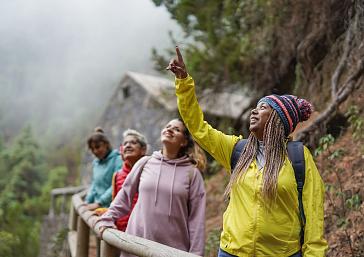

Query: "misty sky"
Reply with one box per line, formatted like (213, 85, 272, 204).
(0, 0, 181, 141)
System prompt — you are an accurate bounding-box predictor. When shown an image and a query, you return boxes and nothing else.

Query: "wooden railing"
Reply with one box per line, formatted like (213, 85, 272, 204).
(39, 186, 87, 257)
(68, 190, 201, 257)
(49, 186, 87, 218)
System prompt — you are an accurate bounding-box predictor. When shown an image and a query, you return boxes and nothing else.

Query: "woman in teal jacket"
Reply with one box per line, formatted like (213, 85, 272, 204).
(167, 47, 327, 257)
(85, 127, 122, 210)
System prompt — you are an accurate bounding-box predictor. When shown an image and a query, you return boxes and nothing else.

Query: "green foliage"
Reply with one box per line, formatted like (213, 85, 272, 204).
(151, 0, 280, 91)
(205, 228, 222, 256)
(50, 227, 69, 257)
(314, 134, 335, 156)
(328, 149, 345, 160)
(0, 126, 67, 257)
(206, 160, 223, 178)
(0, 231, 20, 256)
(336, 217, 348, 228)
(346, 105, 364, 140)
(227, 126, 236, 135)
(44, 136, 82, 185)
(345, 194, 362, 210)
(26, 166, 68, 217)
(317, 133, 362, 255)
(0, 127, 44, 257)
(0, 200, 40, 257)
(1, 126, 45, 203)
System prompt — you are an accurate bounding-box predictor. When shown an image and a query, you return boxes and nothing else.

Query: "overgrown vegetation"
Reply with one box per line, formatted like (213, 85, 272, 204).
(316, 132, 364, 257)
(153, 0, 363, 139)
(154, 2, 364, 255)
(0, 127, 68, 257)
(205, 228, 222, 257)
(346, 105, 364, 141)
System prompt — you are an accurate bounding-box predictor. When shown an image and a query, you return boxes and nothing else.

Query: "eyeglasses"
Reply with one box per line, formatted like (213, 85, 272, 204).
(121, 140, 140, 147)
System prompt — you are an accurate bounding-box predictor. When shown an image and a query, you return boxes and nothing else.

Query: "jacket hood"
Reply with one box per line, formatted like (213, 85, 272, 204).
(151, 151, 192, 166)
(151, 150, 195, 218)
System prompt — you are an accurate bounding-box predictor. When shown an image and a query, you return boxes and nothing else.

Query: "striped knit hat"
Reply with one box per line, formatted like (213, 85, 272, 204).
(258, 94, 313, 137)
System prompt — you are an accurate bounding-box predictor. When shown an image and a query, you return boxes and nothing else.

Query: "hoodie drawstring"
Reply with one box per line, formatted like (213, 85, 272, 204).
(168, 163, 177, 217)
(154, 156, 163, 205)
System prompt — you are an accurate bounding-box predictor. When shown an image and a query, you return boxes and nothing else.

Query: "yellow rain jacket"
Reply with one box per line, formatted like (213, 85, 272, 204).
(175, 75, 327, 257)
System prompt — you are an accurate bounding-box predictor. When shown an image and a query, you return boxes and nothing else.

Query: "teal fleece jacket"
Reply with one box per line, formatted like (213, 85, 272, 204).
(85, 149, 122, 207)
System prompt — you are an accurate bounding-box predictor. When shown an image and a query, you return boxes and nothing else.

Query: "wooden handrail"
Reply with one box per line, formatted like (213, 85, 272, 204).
(68, 191, 201, 257)
(49, 185, 86, 217)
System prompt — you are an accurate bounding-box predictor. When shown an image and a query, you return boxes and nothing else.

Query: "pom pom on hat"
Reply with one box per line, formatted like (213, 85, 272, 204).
(295, 97, 313, 121)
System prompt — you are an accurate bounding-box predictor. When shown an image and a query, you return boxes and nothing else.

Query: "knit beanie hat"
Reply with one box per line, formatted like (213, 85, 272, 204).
(258, 94, 313, 137)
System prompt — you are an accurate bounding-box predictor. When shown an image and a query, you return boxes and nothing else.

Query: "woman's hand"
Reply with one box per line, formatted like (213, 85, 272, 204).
(85, 203, 100, 211)
(166, 46, 188, 79)
(94, 223, 109, 239)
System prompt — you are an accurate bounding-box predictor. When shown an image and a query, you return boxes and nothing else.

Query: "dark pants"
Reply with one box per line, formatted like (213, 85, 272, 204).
(218, 248, 302, 257)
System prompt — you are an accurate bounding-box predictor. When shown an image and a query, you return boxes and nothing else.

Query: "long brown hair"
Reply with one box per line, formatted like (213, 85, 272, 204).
(224, 111, 286, 201)
(177, 118, 207, 172)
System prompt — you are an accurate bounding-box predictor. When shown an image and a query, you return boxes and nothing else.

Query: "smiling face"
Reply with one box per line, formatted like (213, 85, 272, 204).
(161, 119, 188, 151)
(249, 102, 273, 140)
(121, 135, 146, 166)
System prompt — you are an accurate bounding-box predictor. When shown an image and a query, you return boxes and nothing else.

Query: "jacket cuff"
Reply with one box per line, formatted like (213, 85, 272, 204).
(175, 74, 194, 93)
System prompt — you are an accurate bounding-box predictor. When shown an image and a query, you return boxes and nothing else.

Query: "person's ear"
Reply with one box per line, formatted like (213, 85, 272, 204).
(119, 145, 126, 161)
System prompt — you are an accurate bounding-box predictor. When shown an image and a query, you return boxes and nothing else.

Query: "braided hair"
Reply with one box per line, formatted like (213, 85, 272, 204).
(224, 111, 286, 202)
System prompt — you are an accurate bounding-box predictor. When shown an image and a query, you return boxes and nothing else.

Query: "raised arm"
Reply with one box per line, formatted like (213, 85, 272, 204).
(168, 46, 241, 171)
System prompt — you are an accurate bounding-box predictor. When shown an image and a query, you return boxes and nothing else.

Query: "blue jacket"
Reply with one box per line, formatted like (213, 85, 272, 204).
(85, 149, 122, 207)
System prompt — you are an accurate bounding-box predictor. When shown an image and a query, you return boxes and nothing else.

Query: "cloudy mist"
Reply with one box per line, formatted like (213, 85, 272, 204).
(0, 0, 181, 142)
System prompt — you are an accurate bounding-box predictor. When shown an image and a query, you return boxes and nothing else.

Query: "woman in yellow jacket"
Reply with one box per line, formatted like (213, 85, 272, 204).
(167, 47, 327, 257)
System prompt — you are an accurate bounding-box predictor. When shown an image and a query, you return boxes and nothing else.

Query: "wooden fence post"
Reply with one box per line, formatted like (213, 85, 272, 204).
(96, 237, 101, 257)
(69, 204, 77, 231)
(100, 240, 119, 257)
(76, 216, 89, 257)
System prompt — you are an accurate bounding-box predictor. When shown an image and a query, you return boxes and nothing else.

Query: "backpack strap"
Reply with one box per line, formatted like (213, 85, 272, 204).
(287, 141, 306, 246)
(230, 139, 248, 171)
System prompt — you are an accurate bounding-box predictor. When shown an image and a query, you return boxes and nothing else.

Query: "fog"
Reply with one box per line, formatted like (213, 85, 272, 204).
(0, 0, 181, 141)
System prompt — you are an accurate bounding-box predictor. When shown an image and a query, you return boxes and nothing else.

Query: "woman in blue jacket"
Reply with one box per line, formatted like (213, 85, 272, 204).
(85, 127, 122, 211)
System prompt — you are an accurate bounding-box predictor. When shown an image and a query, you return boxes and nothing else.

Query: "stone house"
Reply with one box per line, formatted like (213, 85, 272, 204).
(81, 71, 250, 184)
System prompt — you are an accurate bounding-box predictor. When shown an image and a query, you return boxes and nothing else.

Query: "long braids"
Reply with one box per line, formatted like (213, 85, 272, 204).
(224, 111, 286, 202)
(261, 111, 286, 201)
(223, 133, 258, 199)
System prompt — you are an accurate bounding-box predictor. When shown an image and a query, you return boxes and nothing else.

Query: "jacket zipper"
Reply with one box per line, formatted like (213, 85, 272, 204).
(252, 166, 261, 257)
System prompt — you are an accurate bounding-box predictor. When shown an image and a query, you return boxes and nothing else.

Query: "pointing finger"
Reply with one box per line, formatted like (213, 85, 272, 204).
(175, 46, 184, 63)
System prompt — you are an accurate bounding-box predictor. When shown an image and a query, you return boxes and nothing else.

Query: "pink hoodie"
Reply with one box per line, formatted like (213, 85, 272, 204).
(96, 151, 206, 256)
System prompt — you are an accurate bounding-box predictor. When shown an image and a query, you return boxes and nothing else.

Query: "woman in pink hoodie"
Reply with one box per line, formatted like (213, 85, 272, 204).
(95, 119, 206, 256)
